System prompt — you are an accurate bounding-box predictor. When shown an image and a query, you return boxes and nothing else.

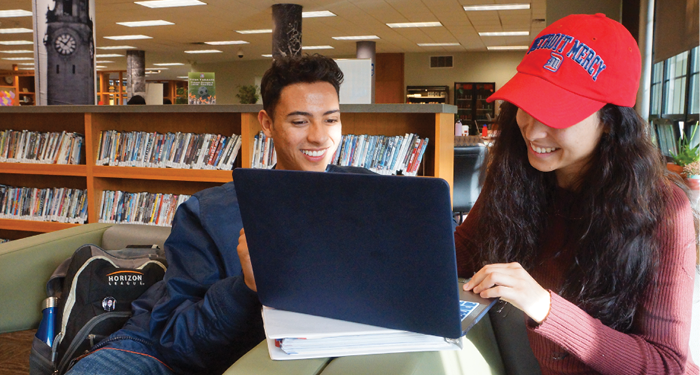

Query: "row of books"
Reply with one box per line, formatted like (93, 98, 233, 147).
(96, 130, 242, 170)
(0, 238, 8, 244)
(330, 134, 429, 176)
(251, 131, 277, 169)
(0, 130, 84, 165)
(98, 190, 191, 226)
(0, 185, 88, 224)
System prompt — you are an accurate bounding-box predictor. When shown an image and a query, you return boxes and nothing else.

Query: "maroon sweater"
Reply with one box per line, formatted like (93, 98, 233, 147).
(455, 183, 699, 374)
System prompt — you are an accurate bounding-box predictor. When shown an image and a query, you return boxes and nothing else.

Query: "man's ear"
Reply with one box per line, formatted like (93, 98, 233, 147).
(257, 110, 274, 138)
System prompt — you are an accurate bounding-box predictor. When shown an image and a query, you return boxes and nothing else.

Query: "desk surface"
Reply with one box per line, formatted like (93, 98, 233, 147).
(224, 314, 504, 375)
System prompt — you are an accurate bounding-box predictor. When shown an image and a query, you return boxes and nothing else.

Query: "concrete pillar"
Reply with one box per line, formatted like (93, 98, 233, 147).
(636, 0, 655, 121)
(33, 0, 96, 105)
(356, 41, 376, 103)
(126, 50, 146, 100)
(271, 4, 303, 58)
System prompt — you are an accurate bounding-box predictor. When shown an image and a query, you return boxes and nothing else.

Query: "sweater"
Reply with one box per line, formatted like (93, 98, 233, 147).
(455, 183, 699, 375)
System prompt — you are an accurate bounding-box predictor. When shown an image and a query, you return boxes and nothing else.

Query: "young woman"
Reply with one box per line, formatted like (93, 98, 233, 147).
(457, 14, 699, 374)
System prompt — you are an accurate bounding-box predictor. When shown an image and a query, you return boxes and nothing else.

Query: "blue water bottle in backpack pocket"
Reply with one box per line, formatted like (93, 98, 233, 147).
(36, 297, 57, 347)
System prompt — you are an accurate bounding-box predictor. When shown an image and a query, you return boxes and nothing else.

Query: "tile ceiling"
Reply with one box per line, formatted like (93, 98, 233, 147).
(0, 0, 545, 79)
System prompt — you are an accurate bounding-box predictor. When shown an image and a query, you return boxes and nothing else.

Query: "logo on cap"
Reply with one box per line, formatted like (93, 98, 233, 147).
(543, 53, 563, 73)
(102, 297, 116, 312)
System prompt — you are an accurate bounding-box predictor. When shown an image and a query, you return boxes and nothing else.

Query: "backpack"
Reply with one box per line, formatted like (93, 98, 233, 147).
(29, 244, 167, 375)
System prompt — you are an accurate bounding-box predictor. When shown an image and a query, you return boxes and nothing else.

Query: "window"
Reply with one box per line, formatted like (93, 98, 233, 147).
(689, 47, 699, 115)
(664, 51, 688, 115)
(650, 61, 663, 116)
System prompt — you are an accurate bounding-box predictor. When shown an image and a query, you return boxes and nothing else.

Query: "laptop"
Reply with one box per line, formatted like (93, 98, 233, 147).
(232, 168, 497, 340)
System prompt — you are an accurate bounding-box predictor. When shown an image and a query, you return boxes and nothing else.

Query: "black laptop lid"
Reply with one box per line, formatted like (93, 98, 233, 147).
(233, 168, 462, 339)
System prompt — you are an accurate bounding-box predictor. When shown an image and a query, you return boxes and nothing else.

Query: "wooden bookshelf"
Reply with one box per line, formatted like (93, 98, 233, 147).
(0, 104, 456, 236)
(0, 66, 35, 106)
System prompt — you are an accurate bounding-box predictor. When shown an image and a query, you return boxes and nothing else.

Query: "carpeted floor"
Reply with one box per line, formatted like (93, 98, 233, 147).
(0, 330, 35, 375)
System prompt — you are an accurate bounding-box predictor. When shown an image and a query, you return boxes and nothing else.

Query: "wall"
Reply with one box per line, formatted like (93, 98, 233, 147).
(375, 53, 404, 104)
(193, 59, 272, 104)
(404, 51, 525, 108)
(547, 0, 622, 24)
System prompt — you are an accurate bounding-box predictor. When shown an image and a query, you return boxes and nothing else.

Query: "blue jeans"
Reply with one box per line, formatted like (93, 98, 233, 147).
(65, 347, 174, 375)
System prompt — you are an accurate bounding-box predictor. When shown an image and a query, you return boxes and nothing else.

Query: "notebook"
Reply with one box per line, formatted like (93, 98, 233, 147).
(232, 168, 497, 341)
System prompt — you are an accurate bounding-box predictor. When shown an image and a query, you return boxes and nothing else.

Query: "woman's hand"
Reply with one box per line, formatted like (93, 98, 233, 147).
(236, 228, 257, 292)
(464, 262, 551, 324)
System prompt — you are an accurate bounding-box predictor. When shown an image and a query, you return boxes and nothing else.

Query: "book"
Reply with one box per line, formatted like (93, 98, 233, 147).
(261, 306, 462, 361)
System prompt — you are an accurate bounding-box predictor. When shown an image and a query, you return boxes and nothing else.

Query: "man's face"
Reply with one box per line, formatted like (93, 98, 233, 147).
(258, 81, 341, 172)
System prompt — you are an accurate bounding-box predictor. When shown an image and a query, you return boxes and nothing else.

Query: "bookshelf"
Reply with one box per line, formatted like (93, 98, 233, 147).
(0, 104, 456, 238)
(0, 66, 36, 106)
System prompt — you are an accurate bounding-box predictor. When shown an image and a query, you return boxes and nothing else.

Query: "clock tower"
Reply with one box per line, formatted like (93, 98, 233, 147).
(44, 0, 94, 105)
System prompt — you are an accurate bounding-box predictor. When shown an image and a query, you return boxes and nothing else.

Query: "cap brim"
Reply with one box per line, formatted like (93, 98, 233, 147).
(487, 73, 606, 129)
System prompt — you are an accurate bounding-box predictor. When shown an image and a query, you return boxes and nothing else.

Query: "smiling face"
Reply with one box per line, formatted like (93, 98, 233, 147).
(257, 81, 341, 172)
(516, 108, 605, 189)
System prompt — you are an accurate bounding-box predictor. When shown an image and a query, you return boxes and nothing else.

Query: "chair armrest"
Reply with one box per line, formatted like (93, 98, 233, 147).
(0, 223, 114, 334)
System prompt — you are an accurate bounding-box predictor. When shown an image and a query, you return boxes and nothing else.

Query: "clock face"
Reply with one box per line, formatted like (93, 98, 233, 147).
(54, 34, 77, 55)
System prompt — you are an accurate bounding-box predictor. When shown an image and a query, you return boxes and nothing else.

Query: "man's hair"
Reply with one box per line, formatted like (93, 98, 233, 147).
(261, 54, 344, 118)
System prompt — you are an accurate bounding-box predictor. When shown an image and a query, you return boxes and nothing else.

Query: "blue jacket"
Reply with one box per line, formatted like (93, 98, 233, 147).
(96, 165, 374, 375)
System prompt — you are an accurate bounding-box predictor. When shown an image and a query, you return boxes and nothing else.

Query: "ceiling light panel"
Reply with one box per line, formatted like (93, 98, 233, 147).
(0, 28, 33, 34)
(236, 29, 272, 34)
(302, 11, 336, 18)
(17, 62, 34, 65)
(332, 35, 380, 40)
(153, 63, 184, 66)
(204, 41, 249, 45)
(1, 57, 34, 60)
(261, 54, 273, 58)
(464, 4, 530, 11)
(104, 35, 152, 40)
(135, 0, 206, 8)
(417, 43, 460, 47)
(96, 53, 125, 57)
(0, 50, 33, 54)
(0, 9, 32, 17)
(117, 20, 174, 27)
(487, 45, 529, 50)
(302, 45, 334, 50)
(96, 46, 136, 50)
(184, 49, 222, 53)
(96, 61, 114, 63)
(479, 31, 529, 36)
(0, 40, 33, 45)
(386, 22, 442, 28)
(177, 76, 189, 79)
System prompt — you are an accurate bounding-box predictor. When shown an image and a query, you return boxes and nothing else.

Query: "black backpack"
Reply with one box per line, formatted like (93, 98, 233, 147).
(29, 244, 167, 375)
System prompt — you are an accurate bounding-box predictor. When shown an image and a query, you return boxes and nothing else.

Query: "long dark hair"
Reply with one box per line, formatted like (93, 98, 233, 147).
(473, 102, 670, 331)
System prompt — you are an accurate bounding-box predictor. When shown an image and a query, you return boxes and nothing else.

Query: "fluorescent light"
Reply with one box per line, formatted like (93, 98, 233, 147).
(0, 28, 33, 34)
(117, 20, 174, 27)
(302, 11, 336, 18)
(104, 35, 152, 40)
(147, 67, 168, 70)
(176, 76, 188, 79)
(332, 35, 380, 40)
(96, 61, 114, 63)
(135, 0, 206, 8)
(1, 57, 34, 60)
(386, 22, 442, 28)
(17, 62, 34, 65)
(464, 4, 530, 11)
(153, 62, 184, 66)
(0, 50, 33, 53)
(302, 45, 334, 50)
(479, 31, 529, 36)
(261, 54, 273, 58)
(487, 45, 529, 50)
(96, 53, 124, 57)
(18, 67, 34, 70)
(236, 29, 272, 34)
(204, 41, 249, 45)
(96, 66, 109, 69)
(417, 43, 460, 47)
(96, 45, 136, 50)
(184, 49, 222, 54)
(0, 40, 33, 45)
(0, 9, 32, 17)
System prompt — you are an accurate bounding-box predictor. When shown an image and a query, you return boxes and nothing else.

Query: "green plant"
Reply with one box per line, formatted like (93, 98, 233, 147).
(670, 123, 700, 167)
(236, 85, 259, 104)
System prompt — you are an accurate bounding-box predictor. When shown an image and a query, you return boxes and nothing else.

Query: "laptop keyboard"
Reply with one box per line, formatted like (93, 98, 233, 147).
(459, 301, 479, 321)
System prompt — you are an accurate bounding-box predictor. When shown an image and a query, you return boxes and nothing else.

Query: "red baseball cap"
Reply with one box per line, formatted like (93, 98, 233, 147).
(487, 13, 641, 129)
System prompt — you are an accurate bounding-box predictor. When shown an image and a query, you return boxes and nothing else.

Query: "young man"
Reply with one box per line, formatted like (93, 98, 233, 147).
(67, 55, 371, 375)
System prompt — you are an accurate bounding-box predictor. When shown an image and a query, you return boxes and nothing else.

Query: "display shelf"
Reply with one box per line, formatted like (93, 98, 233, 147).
(454, 82, 495, 134)
(0, 218, 80, 233)
(0, 104, 457, 235)
(0, 164, 87, 176)
(406, 86, 449, 104)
